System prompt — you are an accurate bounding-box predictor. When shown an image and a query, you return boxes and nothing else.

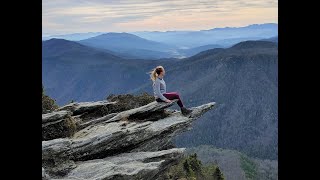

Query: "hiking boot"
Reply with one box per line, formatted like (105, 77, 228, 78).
(181, 107, 192, 116)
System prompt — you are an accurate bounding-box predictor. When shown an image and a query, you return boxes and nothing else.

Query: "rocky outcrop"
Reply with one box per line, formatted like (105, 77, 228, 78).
(58, 148, 185, 180)
(42, 96, 216, 180)
(42, 111, 76, 140)
(56, 100, 117, 116)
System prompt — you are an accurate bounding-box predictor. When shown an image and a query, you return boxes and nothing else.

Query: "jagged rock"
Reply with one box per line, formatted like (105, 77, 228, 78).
(42, 139, 77, 177)
(43, 101, 214, 160)
(56, 148, 185, 180)
(77, 112, 118, 130)
(129, 102, 216, 152)
(42, 111, 71, 123)
(103, 99, 179, 123)
(42, 98, 216, 179)
(76, 100, 178, 130)
(56, 100, 117, 116)
(42, 111, 76, 141)
(42, 139, 72, 159)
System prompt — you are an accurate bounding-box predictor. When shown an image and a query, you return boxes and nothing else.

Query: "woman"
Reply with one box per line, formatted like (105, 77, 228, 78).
(149, 65, 192, 116)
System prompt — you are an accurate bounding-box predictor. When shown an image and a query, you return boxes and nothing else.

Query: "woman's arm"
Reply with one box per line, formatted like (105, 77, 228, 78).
(154, 80, 169, 101)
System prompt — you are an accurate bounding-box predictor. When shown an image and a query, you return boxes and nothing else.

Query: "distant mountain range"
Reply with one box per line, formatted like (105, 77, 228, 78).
(42, 39, 278, 161)
(42, 38, 122, 61)
(43, 23, 277, 49)
(42, 32, 105, 41)
(78, 32, 177, 59)
(77, 33, 228, 59)
(261, 36, 278, 43)
(132, 23, 278, 47)
(177, 44, 224, 57)
(79, 33, 174, 51)
(42, 23, 277, 59)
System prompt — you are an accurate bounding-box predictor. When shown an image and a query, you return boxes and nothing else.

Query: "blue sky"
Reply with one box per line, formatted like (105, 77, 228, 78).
(43, 0, 278, 36)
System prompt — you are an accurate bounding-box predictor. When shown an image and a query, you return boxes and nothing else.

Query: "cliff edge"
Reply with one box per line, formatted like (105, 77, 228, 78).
(42, 96, 216, 180)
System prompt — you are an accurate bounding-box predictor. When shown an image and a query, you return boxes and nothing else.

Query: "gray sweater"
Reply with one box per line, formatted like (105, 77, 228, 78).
(153, 77, 168, 101)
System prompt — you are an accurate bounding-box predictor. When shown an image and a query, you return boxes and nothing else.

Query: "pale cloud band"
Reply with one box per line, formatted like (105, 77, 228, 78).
(42, 0, 278, 35)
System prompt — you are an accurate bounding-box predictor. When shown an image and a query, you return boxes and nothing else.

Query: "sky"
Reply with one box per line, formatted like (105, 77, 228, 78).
(42, 0, 278, 36)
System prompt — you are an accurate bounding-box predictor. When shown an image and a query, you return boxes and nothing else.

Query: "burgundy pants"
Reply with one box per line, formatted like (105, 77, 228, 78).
(156, 92, 184, 108)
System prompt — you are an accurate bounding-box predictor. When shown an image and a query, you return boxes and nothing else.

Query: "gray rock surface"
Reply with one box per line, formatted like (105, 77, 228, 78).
(42, 111, 72, 123)
(43, 167, 50, 180)
(42, 99, 216, 179)
(56, 100, 116, 115)
(57, 148, 185, 180)
(42, 111, 76, 141)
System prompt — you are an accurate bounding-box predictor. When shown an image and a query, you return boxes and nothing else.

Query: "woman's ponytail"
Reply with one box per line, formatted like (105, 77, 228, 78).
(148, 65, 164, 82)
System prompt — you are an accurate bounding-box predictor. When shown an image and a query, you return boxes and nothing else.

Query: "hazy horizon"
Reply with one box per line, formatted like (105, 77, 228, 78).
(42, 22, 278, 37)
(43, 0, 278, 36)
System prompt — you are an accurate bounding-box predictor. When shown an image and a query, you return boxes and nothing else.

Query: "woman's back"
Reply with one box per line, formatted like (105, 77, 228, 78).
(153, 77, 167, 100)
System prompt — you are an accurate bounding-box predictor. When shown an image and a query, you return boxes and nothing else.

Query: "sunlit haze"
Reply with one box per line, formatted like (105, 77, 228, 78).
(43, 0, 278, 36)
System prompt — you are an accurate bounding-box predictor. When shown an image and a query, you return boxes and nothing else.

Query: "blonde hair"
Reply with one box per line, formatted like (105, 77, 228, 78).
(148, 65, 164, 82)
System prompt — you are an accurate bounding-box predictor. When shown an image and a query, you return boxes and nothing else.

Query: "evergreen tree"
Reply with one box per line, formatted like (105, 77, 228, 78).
(213, 166, 225, 180)
(189, 153, 202, 173)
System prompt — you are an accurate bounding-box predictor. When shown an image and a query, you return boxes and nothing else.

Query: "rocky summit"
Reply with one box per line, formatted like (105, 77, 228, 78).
(42, 96, 215, 180)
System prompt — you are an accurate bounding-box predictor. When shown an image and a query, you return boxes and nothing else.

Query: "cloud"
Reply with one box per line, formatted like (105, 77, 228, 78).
(42, 0, 278, 35)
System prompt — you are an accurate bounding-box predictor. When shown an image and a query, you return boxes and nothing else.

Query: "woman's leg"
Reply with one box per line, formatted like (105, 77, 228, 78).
(163, 92, 184, 108)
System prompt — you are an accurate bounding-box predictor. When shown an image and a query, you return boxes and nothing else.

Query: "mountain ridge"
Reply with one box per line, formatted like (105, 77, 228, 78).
(78, 32, 176, 59)
(79, 32, 174, 51)
(132, 23, 278, 47)
(42, 38, 123, 61)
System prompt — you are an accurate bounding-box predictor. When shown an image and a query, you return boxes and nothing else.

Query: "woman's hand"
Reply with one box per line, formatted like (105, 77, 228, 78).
(165, 99, 172, 103)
